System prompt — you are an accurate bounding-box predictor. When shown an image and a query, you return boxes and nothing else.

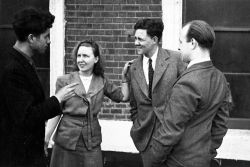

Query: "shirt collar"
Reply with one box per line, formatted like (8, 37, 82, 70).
(187, 57, 211, 69)
(143, 46, 158, 70)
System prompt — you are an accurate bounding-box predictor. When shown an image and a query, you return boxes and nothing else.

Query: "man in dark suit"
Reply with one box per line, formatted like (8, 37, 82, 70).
(127, 18, 185, 167)
(156, 20, 231, 167)
(0, 8, 78, 167)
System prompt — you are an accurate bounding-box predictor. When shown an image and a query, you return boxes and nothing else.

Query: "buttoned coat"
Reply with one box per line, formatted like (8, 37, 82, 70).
(53, 72, 124, 151)
(0, 48, 61, 167)
(158, 61, 230, 167)
(129, 47, 185, 152)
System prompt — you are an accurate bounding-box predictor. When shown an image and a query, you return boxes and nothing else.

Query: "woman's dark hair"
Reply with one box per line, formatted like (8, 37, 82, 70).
(12, 7, 55, 41)
(72, 40, 104, 78)
(184, 20, 215, 50)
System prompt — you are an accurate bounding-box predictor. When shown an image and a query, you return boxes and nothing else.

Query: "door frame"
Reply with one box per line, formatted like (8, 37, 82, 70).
(49, 0, 65, 95)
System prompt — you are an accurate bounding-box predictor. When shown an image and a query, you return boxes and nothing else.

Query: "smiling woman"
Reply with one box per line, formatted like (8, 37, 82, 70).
(75, 41, 103, 78)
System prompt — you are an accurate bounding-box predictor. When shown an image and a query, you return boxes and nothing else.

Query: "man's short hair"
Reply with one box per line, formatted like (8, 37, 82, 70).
(134, 18, 164, 41)
(185, 20, 215, 50)
(12, 7, 55, 41)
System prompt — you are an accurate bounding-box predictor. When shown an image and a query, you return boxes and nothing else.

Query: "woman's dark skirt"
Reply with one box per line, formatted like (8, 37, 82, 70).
(50, 135, 103, 167)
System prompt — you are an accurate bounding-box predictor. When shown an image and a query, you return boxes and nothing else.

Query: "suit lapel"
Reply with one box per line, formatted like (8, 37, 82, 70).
(72, 72, 104, 99)
(87, 75, 104, 98)
(132, 55, 148, 97)
(152, 48, 170, 91)
(71, 72, 87, 98)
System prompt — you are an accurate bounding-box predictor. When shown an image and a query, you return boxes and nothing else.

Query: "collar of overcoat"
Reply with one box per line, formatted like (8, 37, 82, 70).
(11, 48, 45, 98)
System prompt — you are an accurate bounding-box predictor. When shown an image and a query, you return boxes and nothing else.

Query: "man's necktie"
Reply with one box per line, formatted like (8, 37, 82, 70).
(148, 58, 154, 99)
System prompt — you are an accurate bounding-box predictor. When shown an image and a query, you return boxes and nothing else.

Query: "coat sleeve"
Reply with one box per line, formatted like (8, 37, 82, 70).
(125, 67, 137, 122)
(104, 78, 124, 103)
(2, 67, 61, 132)
(210, 85, 231, 158)
(55, 76, 67, 109)
(157, 79, 200, 155)
(129, 84, 137, 122)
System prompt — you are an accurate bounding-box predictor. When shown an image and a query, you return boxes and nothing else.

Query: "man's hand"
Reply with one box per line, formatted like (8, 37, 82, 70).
(55, 82, 79, 103)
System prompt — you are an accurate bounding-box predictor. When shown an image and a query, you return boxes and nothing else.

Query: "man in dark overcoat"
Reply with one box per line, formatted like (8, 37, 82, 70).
(0, 8, 78, 167)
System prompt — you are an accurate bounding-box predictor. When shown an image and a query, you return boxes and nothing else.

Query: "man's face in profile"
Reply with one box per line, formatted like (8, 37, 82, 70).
(134, 29, 155, 57)
(31, 29, 50, 55)
(179, 25, 192, 63)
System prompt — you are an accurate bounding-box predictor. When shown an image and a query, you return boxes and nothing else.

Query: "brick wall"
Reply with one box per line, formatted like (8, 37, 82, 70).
(64, 0, 162, 120)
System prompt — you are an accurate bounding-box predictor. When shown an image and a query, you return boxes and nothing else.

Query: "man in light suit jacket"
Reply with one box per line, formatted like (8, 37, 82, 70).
(0, 8, 78, 167)
(156, 20, 231, 167)
(127, 18, 186, 167)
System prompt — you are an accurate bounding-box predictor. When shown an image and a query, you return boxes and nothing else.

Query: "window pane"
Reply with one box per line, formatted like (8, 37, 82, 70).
(184, 0, 250, 27)
(226, 74, 250, 118)
(211, 31, 250, 73)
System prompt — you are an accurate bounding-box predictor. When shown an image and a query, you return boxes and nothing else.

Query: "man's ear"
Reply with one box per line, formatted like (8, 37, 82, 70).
(27, 34, 35, 43)
(152, 36, 159, 43)
(191, 38, 198, 49)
